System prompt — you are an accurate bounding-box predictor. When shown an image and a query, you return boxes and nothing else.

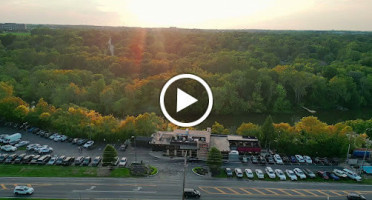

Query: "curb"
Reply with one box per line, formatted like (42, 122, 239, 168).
(148, 166, 159, 177)
(192, 167, 206, 177)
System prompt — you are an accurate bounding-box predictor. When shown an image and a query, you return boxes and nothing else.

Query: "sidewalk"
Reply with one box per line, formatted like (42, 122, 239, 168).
(148, 151, 185, 161)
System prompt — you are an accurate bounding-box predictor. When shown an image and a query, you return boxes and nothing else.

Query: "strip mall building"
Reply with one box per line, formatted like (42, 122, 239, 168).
(150, 129, 261, 160)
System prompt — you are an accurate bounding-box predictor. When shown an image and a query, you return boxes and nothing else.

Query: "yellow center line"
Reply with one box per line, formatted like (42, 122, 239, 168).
(1, 184, 7, 190)
(317, 190, 332, 197)
(265, 188, 279, 195)
(277, 189, 293, 196)
(291, 189, 306, 196)
(329, 190, 344, 196)
(223, 187, 240, 195)
(213, 187, 227, 194)
(301, 189, 320, 197)
(251, 188, 267, 195)
(239, 188, 252, 195)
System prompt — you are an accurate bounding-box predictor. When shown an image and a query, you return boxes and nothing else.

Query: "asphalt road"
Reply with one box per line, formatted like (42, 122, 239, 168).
(1, 175, 372, 200)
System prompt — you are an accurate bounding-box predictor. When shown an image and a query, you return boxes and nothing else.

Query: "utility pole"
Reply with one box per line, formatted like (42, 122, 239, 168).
(182, 153, 187, 200)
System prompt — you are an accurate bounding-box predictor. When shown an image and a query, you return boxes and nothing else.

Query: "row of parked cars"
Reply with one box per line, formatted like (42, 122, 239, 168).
(0, 153, 128, 167)
(226, 167, 362, 181)
(244, 154, 338, 166)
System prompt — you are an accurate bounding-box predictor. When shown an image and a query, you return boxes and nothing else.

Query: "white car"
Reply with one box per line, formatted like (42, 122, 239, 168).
(83, 141, 94, 148)
(1, 145, 17, 152)
(47, 156, 58, 165)
(275, 169, 286, 181)
(54, 135, 62, 142)
(118, 157, 127, 167)
(273, 154, 283, 165)
(265, 167, 276, 179)
(15, 141, 30, 147)
(244, 169, 254, 179)
(286, 169, 297, 181)
(255, 169, 265, 179)
(34, 145, 48, 152)
(14, 186, 34, 195)
(343, 168, 362, 181)
(26, 144, 39, 151)
(303, 156, 312, 164)
(333, 169, 347, 178)
(293, 168, 306, 179)
(49, 134, 58, 140)
(295, 155, 305, 163)
(38, 147, 53, 154)
(235, 168, 243, 178)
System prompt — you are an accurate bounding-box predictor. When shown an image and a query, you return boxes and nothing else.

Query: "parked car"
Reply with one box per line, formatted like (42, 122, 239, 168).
(286, 169, 297, 181)
(1, 145, 17, 152)
(251, 156, 258, 164)
(183, 188, 201, 199)
(47, 156, 58, 165)
(294, 168, 306, 179)
(55, 155, 66, 165)
(15, 141, 30, 147)
(26, 144, 39, 151)
(225, 168, 233, 177)
(242, 156, 248, 163)
(266, 155, 275, 164)
(314, 157, 322, 164)
(275, 169, 286, 181)
(82, 156, 91, 166)
(303, 156, 312, 164)
(92, 156, 101, 167)
(5, 154, 17, 164)
(83, 141, 94, 148)
(290, 156, 298, 163)
(72, 138, 80, 144)
(21, 154, 34, 164)
(75, 156, 84, 165)
(38, 147, 53, 154)
(259, 156, 266, 165)
(333, 169, 348, 178)
(234, 168, 243, 178)
(320, 157, 331, 165)
(49, 134, 58, 140)
(317, 171, 329, 180)
(37, 155, 51, 165)
(118, 157, 127, 167)
(325, 171, 340, 181)
(265, 167, 276, 179)
(62, 157, 75, 166)
(295, 155, 305, 163)
(273, 154, 283, 165)
(60, 135, 68, 142)
(14, 186, 34, 195)
(244, 169, 254, 179)
(281, 155, 290, 164)
(255, 169, 265, 179)
(303, 168, 316, 178)
(0, 153, 9, 163)
(343, 169, 362, 181)
(2, 133, 22, 144)
(119, 144, 127, 151)
(30, 155, 41, 165)
(14, 153, 26, 164)
(77, 139, 88, 146)
(347, 193, 367, 200)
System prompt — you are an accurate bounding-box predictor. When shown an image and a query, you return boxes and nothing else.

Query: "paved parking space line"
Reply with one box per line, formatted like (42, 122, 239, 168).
(264, 188, 279, 195)
(277, 189, 293, 196)
(329, 190, 345, 196)
(290, 189, 306, 196)
(251, 188, 267, 195)
(239, 188, 252, 195)
(223, 187, 240, 195)
(1, 184, 7, 190)
(301, 189, 320, 197)
(317, 190, 331, 197)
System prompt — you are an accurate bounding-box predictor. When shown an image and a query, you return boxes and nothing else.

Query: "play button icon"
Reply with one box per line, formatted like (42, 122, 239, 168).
(177, 88, 198, 112)
(160, 74, 213, 127)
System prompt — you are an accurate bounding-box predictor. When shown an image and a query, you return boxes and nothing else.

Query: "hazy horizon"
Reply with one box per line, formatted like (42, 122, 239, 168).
(1, 0, 372, 31)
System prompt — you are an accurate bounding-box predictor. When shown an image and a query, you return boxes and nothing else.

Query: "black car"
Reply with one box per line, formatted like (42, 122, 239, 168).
(82, 157, 91, 166)
(281, 155, 290, 164)
(259, 156, 266, 165)
(14, 153, 26, 164)
(184, 188, 201, 199)
(5, 154, 17, 164)
(37, 155, 51, 165)
(62, 157, 75, 166)
(0, 154, 9, 163)
(55, 155, 66, 165)
(21, 154, 34, 164)
(266, 156, 275, 164)
(92, 156, 102, 167)
(347, 193, 367, 200)
(30, 155, 41, 164)
(75, 156, 84, 165)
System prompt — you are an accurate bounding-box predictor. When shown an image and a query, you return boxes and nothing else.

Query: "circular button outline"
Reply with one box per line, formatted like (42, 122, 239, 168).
(160, 74, 213, 127)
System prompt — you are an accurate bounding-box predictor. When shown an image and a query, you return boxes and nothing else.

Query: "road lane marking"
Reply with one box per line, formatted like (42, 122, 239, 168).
(329, 190, 344, 196)
(1, 184, 7, 190)
(72, 190, 157, 193)
(300, 189, 319, 197)
(213, 187, 227, 194)
(27, 184, 32, 188)
(198, 186, 214, 194)
(291, 189, 306, 196)
(264, 188, 279, 195)
(251, 188, 267, 195)
(239, 188, 252, 195)
(277, 189, 293, 196)
(317, 190, 331, 197)
(223, 187, 240, 195)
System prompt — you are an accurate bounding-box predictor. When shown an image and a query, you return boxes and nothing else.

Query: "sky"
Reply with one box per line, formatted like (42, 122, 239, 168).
(1, 0, 372, 31)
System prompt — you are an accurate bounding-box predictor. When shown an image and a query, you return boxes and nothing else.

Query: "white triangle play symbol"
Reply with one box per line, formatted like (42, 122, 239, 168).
(177, 88, 198, 112)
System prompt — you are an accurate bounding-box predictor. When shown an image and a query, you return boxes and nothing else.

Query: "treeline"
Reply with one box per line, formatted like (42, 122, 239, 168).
(212, 116, 369, 157)
(1, 29, 372, 116)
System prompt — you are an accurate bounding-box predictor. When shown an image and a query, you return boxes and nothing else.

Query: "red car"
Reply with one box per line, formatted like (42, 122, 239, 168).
(317, 171, 329, 180)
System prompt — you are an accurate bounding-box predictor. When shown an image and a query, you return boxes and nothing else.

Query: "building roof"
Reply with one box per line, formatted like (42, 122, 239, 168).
(227, 135, 258, 141)
(210, 135, 230, 152)
(150, 129, 211, 145)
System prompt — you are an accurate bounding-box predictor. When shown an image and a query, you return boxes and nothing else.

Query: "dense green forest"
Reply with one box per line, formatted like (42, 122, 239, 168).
(1, 28, 372, 116)
(0, 27, 372, 155)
